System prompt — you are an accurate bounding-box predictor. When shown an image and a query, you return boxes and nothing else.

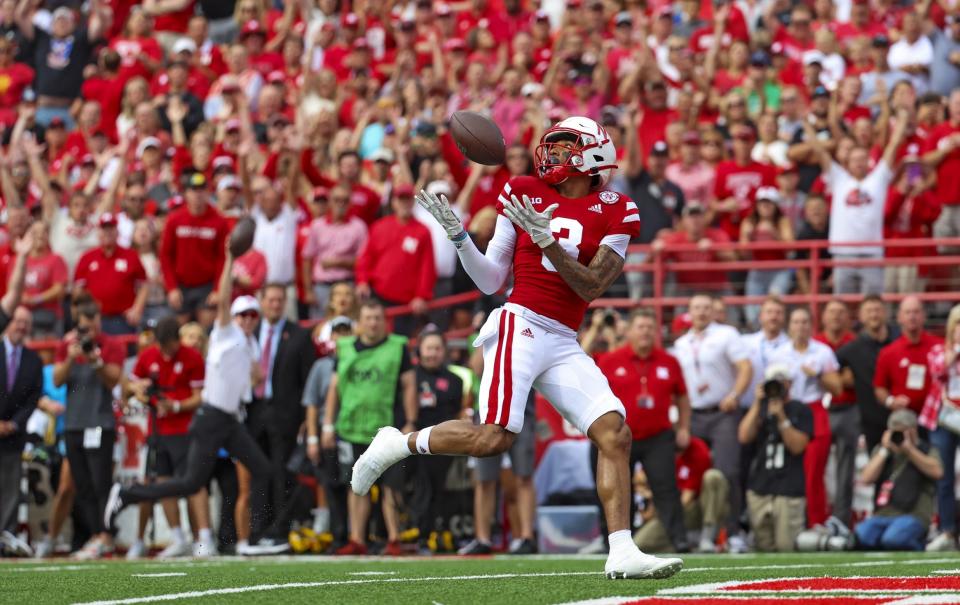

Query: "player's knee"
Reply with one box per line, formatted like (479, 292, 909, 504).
(472, 425, 514, 457)
(590, 414, 631, 454)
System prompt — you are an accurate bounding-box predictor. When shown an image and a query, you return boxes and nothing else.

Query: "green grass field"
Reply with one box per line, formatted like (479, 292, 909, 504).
(3, 552, 960, 605)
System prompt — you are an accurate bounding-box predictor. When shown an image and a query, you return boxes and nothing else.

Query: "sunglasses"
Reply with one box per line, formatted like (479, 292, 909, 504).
(733, 133, 754, 141)
(792, 19, 811, 26)
(127, 196, 146, 203)
(238, 311, 260, 319)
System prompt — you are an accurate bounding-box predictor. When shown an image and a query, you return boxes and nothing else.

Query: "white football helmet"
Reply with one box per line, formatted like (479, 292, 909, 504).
(534, 116, 618, 188)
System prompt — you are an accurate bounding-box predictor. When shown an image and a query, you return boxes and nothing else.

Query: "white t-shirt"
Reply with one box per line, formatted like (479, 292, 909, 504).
(253, 204, 298, 284)
(768, 340, 839, 404)
(739, 330, 789, 408)
(825, 160, 893, 257)
(888, 36, 934, 71)
(50, 209, 99, 284)
(203, 322, 259, 416)
(671, 323, 749, 409)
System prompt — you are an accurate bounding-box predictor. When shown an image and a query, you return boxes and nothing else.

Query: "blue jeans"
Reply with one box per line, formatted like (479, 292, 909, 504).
(35, 106, 74, 129)
(931, 427, 959, 532)
(744, 269, 793, 327)
(855, 515, 926, 551)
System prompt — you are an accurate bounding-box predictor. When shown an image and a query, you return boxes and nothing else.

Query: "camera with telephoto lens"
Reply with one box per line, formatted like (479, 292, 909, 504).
(763, 379, 786, 400)
(890, 430, 905, 445)
(76, 327, 95, 354)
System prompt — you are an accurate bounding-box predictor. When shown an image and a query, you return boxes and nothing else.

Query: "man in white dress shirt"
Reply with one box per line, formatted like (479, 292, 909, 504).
(672, 294, 753, 551)
(739, 297, 790, 410)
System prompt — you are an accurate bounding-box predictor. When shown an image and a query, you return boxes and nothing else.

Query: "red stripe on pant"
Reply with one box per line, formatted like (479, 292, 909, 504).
(803, 400, 832, 527)
(485, 311, 509, 425)
(497, 313, 516, 427)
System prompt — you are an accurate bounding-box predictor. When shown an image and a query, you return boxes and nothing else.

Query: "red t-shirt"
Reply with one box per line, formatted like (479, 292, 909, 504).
(598, 345, 687, 441)
(132, 344, 205, 436)
(494, 176, 640, 330)
(159, 205, 229, 290)
(74, 246, 147, 316)
(110, 36, 163, 79)
(874, 332, 943, 414)
(153, 0, 196, 33)
(676, 436, 712, 495)
(925, 121, 960, 207)
(713, 160, 777, 240)
(355, 215, 436, 305)
(25, 252, 68, 316)
(637, 107, 679, 158)
(661, 228, 732, 290)
(0, 63, 35, 128)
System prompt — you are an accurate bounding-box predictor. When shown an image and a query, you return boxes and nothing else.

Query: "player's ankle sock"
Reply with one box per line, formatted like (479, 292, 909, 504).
(415, 426, 434, 455)
(171, 527, 186, 544)
(237, 540, 248, 550)
(198, 528, 213, 544)
(608, 530, 636, 555)
(701, 525, 716, 543)
(312, 508, 330, 534)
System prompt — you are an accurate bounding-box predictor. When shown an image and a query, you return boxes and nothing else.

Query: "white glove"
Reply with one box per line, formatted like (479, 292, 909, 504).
(502, 194, 558, 248)
(415, 188, 465, 241)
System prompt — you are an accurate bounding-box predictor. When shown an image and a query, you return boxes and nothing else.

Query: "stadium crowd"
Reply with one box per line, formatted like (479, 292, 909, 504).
(0, 0, 959, 559)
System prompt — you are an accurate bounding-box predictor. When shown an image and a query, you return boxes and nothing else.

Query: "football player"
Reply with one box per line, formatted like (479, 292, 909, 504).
(351, 117, 683, 578)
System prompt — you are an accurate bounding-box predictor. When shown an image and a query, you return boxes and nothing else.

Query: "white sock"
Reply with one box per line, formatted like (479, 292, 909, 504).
(312, 508, 330, 534)
(415, 426, 434, 455)
(198, 528, 213, 544)
(237, 540, 248, 549)
(608, 530, 636, 554)
(131, 539, 144, 549)
(171, 527, 186, 544)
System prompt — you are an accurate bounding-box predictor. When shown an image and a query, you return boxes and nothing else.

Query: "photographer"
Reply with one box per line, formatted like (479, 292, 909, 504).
(854, 410, 942, 552)
(738, 365, 814, 552)
(53, 301, 125, 559)
(125, 316, 207, 558)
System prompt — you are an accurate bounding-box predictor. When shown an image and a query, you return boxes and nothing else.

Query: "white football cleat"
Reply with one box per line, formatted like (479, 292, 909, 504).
(125, 540, 147, 560)
(351, 427, 411, 496)
(604, 550, 683, 580)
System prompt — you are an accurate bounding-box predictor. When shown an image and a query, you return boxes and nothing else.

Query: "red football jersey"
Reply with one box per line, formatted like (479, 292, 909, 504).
(496, 176, 640, 330)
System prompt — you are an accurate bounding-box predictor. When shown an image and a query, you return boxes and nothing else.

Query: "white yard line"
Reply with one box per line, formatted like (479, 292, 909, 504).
(0, 564, 109, 573)
(132, 573, 187, 578)
(347, 571, 398, 576)
(73, 571, 600, 605)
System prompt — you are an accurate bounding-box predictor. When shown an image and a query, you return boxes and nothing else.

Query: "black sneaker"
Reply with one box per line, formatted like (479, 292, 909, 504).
(457, 539, 492, 555)
(103, 483, 126, 532)
(508, 538, 538, 555)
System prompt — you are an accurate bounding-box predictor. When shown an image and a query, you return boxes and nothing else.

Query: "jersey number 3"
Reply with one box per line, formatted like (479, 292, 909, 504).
(541, 218, 583, 272)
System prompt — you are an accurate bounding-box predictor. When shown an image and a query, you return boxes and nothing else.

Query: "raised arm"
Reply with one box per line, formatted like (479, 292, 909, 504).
(0, 230, 33, 316)
(14, 0, 34, 41)
(803, 120, 834, 175)
(880, 109, 909, 169)
(215, 245, 235, 328)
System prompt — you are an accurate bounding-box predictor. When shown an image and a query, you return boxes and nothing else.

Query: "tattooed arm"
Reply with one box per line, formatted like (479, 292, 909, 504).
(541, 244, 624, 302)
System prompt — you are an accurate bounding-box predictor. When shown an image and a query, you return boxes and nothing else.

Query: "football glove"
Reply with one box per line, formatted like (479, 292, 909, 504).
(415, 188, 465, 241)
(502, 194, 558, 248)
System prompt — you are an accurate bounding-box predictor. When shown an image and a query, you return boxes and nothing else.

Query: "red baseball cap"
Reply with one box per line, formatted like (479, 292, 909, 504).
(394, 183, 415, 197)
(99, 212, 118, 227)
(266, 70, 286, 84)
(443, 38, 467, 52)
(672, 312, 693, 335)
(225, 118, 241, 132)
(342, 12, 360, 27)
(435, 3, 452, 16)
(352, 38, 370, 50)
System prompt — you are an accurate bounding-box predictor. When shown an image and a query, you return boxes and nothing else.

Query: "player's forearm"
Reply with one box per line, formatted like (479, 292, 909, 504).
(455, 234, 510, 295)
(542, 244, 622, 302)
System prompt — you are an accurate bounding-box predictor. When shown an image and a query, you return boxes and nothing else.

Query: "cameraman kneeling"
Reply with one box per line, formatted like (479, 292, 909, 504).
(854, 409, 942, 551)
(738, 365, 813, 552)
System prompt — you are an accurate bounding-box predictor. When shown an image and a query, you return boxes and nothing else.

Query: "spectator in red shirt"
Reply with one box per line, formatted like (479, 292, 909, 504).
(874, 296, 943, 415)
(146, 0, 196, 49)
(127, 315, 208, 559)
(596, 309, 691, 552)
(73, 213, 148, 335)
(712, 123, 777, 240)
(239, 20, 284, 77)
(926, 91, 960, 259)
(355, 184, 436, 336)
(337, 151, 383, 226)
(884, 156, 942, 293)
(159, 172, 229, 327)
(652, 203, 737, 299)
(22, 221, 68, 338)
(0, 36, 34, 129)
(110, 7, 164, 80)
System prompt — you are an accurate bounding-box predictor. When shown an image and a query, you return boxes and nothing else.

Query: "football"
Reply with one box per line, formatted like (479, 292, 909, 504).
(450, 111, 506, 165)
(228, 216, 256, 258)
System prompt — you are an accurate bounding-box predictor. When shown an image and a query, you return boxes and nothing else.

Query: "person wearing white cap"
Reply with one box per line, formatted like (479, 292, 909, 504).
(105, 246, 283, 555)
(740, 186, 795, 328)
(738, 363, 814, 552)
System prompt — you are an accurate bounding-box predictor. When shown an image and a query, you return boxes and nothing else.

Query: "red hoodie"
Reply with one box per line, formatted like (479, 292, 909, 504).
(160, 205, 228, 290)
(355, 215, 436, 304)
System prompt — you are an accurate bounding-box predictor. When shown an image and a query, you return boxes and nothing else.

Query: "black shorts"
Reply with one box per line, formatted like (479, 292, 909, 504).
(180, 283, 214, 315)
(151, 434, 191, 477)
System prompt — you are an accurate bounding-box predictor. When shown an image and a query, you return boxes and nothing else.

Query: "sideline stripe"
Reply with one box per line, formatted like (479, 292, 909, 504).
(132, 574, 187, 578)
(73, 571, 600, 605)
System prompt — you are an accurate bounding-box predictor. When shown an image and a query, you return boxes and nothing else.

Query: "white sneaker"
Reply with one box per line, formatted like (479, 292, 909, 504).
(157, 540, 192, 559)
(126, 541, 147, 560)
(34, 536, 54, 559)
(727, 533, 749, 554)
(351, 427, 412, 496)
(71, 539, 112, 560)
(237, 538, 290, 556)
(696, 537, 716, 554)
(604, 549, 683, 580)
(193, 540, 219, 558)
(1, 531, 33, 557)
(927, 532, 958, 552)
